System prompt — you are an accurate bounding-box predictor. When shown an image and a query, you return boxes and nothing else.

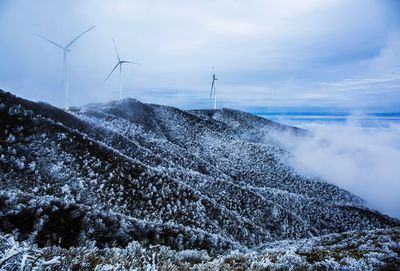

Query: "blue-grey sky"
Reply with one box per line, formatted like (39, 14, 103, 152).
(0, 0, 399, 111)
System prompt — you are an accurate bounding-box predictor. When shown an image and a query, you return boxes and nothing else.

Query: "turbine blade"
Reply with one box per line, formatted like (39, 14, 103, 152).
(210, 80, 215, 98)
(66, 25, 96, 49)
(113, 39, 121, 62)
(36, 34, 65, 50)
(123, 61, 140, 65)
(105, 63, 120, 81)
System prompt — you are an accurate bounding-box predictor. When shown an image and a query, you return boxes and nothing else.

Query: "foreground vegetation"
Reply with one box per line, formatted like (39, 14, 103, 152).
(1, 228, 399, 270)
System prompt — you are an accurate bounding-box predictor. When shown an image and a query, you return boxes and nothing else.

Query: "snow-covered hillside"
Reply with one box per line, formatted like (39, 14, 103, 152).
(1, 89, 399, 270)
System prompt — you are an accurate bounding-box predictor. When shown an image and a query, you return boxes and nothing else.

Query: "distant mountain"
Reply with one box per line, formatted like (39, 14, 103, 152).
(0, 89, 399, 269)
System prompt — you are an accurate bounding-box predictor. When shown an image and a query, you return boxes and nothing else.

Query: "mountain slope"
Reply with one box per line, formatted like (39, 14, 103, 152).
(0, 89, 399, 257)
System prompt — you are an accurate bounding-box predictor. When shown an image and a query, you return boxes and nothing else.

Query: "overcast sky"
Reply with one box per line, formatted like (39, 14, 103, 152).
(0, 0, 399, 111)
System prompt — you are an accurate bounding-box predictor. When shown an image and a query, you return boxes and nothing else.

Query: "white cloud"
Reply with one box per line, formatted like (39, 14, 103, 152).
(370, 31, 400, 67)
(270, 119, 400, 218)
(0, 0, 399, 109)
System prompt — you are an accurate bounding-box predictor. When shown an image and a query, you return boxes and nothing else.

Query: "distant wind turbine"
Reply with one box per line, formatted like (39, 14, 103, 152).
(210, 66, 218, 109)
(37, 26, 96, 110)
(105, 39, 139, 101)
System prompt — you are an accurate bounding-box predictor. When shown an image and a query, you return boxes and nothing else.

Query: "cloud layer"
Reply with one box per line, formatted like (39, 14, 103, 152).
(0, 0, 399, 110)
(271, 120, 400, 218)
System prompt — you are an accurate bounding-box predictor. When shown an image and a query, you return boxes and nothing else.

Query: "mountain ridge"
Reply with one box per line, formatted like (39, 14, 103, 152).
(0, 89, 399, 258)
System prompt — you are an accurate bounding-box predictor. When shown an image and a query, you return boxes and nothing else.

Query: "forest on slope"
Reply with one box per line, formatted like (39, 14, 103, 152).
(0, 89, 399, 270)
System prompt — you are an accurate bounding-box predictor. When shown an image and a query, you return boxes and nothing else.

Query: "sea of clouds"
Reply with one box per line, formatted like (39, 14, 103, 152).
(270, 118, 400, 218)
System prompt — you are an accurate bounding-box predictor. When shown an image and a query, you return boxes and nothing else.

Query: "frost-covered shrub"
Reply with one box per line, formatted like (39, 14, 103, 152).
(0, 235, 61, 270)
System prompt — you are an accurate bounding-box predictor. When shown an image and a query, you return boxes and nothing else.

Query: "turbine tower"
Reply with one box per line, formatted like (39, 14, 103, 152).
(210, 66, 218, 109)
(37, 26, 96, 110)
(105, 39, 139, 101)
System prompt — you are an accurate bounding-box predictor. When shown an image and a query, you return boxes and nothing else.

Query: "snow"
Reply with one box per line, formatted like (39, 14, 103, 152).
(0, 90, 399, 270)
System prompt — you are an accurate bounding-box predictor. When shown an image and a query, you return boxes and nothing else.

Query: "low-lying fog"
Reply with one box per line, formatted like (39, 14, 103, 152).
(270, 118, 400, 218)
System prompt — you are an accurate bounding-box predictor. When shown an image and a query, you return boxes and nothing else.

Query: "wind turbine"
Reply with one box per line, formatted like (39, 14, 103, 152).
(105, 39, 139, 101)
(210, 66, 218, 109)
(37, 26, 96, 110)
